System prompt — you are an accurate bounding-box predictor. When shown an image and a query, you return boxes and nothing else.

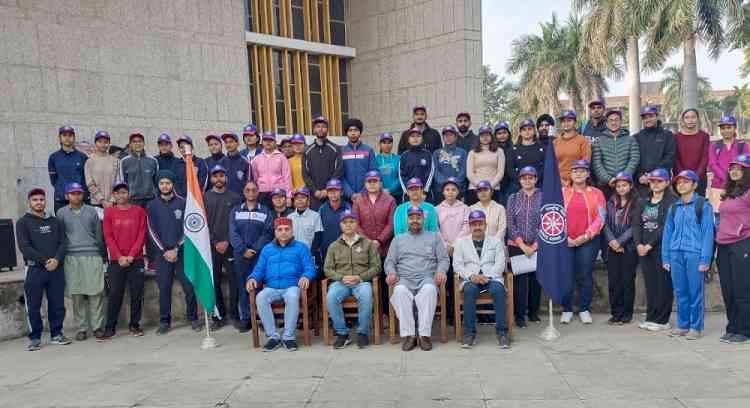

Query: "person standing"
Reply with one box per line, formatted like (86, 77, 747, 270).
(506, 167, 543, 327)
(205, 165, 243, 330)
(580, 98, 608, 143)
(375, 132, 402, 203)
(252, 131, 293, 207)
(56, 183, 106, 341)
(436, 177, 470, 321)
(399, 127, 436, 202)
(154, 133, 179, 176)
(269, 188, 293, 220)
(631, 168, 676, 332)
(433, 125, 468, 203)
(663, 170, 714, 340)
(554, 110, 592, 187)
(49, 125, 88, 213)
(707, 115, 749, 215)
(455, 111, 478, 152)
(634, 106, 677, 197)
(507, 119, 545, 194)
(219, 132, 251, 196)
(536, 114, 555, 147)
(204, 134, 225, 174)
(673, 109, 710, 195)
(280, 137, 294, 158)
(288, 134, 307, 191)
(340, 118, 377, 201)
(120, 132, 159, 208)
(398, 105, 442, 154)
(393, 178, 439, 235)
(494, 121, 517, 204)
(17, 188, 70, 351)
(469, 181, 507, 241)
(85, 130, 119, 208)
(466, 125, 505, 205)
(302, 116, 343, 209)
(240, 123, 262, 161)
(174, 136, 209, 197)
(591, 109, 640, 199)
(716, 155, 750, 344)
(146, 170, 201, 335)
(318, 179, 351, 261)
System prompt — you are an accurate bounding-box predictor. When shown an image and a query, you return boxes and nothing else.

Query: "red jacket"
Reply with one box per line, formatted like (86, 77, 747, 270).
(103, 205, 147, 261)
(352, 191, 396, 257)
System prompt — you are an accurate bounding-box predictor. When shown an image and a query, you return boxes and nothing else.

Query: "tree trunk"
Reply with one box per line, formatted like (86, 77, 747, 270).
(626, 36, 642, 134)
(683, 34, 699, 110)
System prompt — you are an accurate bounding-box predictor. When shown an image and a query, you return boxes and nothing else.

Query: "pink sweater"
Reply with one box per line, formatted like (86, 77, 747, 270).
(467, 148, 505, 189)
(716, 191, 750, 245)
(436, 200, 470, 248)
(251, 150, 293, 197)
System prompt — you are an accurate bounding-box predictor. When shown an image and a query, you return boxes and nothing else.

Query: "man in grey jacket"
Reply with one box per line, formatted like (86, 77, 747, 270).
(592, 110, 640, 199)
(120, 132, 159, 208)
(385, 206, 449, 351)
(56, 182, 106, 341)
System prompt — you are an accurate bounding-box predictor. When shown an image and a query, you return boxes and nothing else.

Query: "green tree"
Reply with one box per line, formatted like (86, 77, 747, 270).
(661, 65, 713, 122)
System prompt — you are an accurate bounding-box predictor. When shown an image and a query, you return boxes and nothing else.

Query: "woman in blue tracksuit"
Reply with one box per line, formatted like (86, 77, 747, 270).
(662, 170, 714, 340)
(398, 127, 435, 202)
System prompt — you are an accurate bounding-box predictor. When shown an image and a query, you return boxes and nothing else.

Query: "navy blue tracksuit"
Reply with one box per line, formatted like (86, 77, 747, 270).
(48, 148, 88, 211)
(16, 212, 67, 341)
(175, 156, 209, 198)
(219, 152, 251, 196)
(146, 194, 197, 325)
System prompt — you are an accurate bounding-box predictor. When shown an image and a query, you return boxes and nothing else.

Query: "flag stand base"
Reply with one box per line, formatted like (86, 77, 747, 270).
(539, 299, 560, 341)
(200, 310, 218, 349)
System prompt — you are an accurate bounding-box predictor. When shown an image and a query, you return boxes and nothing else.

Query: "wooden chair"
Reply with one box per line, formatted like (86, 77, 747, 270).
(453, 272, 515, 342)
(388, 282, 448, 344)
(248, 281, 319, 348)
(321, 277, 382, 345)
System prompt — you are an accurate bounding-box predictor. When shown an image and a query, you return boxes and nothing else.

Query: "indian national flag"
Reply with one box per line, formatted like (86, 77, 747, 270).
(183, 153, 217, 317)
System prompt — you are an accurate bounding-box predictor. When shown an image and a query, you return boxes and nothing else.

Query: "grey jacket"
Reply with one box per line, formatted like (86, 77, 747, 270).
(591, 128, 640, 184)
(119, 152, 158, 201)
(384, 229, 449, 290)
(56, 205, 105, 257)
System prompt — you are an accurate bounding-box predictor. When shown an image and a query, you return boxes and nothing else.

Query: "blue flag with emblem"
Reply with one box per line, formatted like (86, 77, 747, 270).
(536, 141, 574, 305)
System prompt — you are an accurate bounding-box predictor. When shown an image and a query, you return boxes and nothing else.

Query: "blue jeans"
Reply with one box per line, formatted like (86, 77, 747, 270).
(562, 237, 600, 312)
(326, 281, 373, 335)
(671, 251, 705, 331)
(256, 286, 300, 341)
(462, 280, 507, 336)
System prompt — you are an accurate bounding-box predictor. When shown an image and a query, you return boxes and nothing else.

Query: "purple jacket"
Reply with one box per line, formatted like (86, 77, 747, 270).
(506, 188, 542, 246)
(708, 138, 750, 188)
(716, 190, 750, 245)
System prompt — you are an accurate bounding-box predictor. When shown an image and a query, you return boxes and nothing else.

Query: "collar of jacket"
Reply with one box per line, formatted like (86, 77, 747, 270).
(675, 193, 699, 207)
(603, 128, 629, 138)
(158, 152, 174, 159)
(338, 234, 362, 245)
(273, 238, 294, 248)
(241, 201, 263, 211)
(159, 193, 177, 202)
(25, 210, 51, 219)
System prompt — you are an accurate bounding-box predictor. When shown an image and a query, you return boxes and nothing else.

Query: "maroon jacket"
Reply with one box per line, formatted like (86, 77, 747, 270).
(674, 130, 710, 179)
(352, 191, 396, 257)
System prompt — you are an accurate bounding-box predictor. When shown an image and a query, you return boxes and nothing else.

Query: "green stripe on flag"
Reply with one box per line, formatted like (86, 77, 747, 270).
(184, 238, 216, 314)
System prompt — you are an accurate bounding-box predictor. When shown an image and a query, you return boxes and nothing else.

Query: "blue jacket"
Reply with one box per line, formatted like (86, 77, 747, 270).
(399, 146, 435, 192)
(175, 156, 209, 198)
(219, 153, 251, 196)
(432, 144, 467, 193)
(155, 152, 180, 175)
(249, 239, 317, 289)
(662, 194, 715, 267)
(376, 153, 401, 196)
(240, 146, 262, 161)
(146, 194, 185, 253)
(205, 153, 225, 175)
(229, 202, 274, 259)
(48, 148, 88, 202)
(341, 142, 377, 199)
(318, 201, 351, 259)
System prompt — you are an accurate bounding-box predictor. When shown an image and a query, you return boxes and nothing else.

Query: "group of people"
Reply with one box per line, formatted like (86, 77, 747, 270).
(17, 100, 750, 353)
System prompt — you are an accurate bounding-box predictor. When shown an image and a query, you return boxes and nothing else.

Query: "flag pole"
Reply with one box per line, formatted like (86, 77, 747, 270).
(201, 309, 217, 349)
(539, 299, 560, 341)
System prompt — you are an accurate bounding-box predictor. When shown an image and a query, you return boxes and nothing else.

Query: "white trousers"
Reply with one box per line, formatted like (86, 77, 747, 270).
(390, 283, 437, 337)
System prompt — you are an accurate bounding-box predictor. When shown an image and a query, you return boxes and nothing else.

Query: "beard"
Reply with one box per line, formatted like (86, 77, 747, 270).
(457, 125, 469, 133)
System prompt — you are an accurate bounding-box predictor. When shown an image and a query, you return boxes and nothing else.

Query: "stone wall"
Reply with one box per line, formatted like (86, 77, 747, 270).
(347, 0, 483, 145)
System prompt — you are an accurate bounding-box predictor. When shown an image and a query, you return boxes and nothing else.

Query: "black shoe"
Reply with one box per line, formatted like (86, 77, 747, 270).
(515, 319, 527, 328)
(210, 319, 226, 331)
(497, 333, 510, 349)
(75, 331, 88, 341)
(461, 335, 475, 349)
(283, 339, 298, 351)
(27, 339, 41, 351)
(156, 324, 170, 335)
(97, 329, 115, 342)
(728, 334, 750, 344)
(93, 329, 105, 340)
(720, 332, 735, 343)
(236, 321, 251, 333)
(620, 317, 633, 324)
(333, 334, 351, 349)
(191, 320, 204, 332)
(607, 317, 621, 325)
(263, 338, 281, 352)
(357, 333, 369, 349)
(50, 335, 72, 345)
(528, 315, 541, 323)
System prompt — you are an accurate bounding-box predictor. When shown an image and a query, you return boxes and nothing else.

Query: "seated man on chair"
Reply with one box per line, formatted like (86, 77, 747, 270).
(324, 210, 381, 349)
(453, 210, 510, 349)
(246, 217, 316, 352)
(385, 207, 450, 351)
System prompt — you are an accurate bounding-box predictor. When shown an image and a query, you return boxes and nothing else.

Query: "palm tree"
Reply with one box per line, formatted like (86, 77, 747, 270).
(575, 0, 659, 133)
(642, 0, 744, 110)
(507, 14, 608, 118)
(661, 65, 713, 123)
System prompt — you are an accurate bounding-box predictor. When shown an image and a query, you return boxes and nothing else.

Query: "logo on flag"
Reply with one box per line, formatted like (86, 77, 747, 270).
(539, 204, 566, 244)
(185, 212, 206, 233)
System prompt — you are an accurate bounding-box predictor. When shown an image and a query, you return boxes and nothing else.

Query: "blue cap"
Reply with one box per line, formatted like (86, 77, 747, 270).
(441, 125, 458, 135)
(468, 210, 486, 223)
(312, 116, 329, 126)
(271, 187, 287, 197)
(518, 166, 538, 178)
(494, 121, 510, 132)
(441, 177, 460, 189)
(640, 105, 659, 116)
(261, 131, 276, 141)
(339, 210, 357, 222)
(408, 127, 422, 135)
(559, 110, 577, 120)
(613, 171, 633, 184)
(730, 154, 750, 168)
(279, 137, 291, 146)
(719, 115, 737, 127)
(571, 160, 590, 170)
(64, 182, 85, 194)
(407, 206, 424, 216)
(177, 135, 193, 145)
(365, 170, 381, 181)
(221, 132, 238, 141)
(94, 130, 110, 141)
(519, 119, 535, 129)
(157, 133, 172, 144)
(647, 168, 670, 181)
(293, 187, 311, 197)
(477, 180, 492, 190)
(605, 109, 623, 118)
(242, 123, 258, 135)
(478, 125, 493, 135)
(673, 170, 699, 183)
(205, 134, 221, 143)
(326, 178, 343, 190)
(588, 97, 606, 108)
(406, 178, 423, 189)
(291, 133, 306, 144)
(111, 181, 128, 192)
(58, 125, 75, 134)
(379, 132, 394, 142)
(210, 164, 226, 175)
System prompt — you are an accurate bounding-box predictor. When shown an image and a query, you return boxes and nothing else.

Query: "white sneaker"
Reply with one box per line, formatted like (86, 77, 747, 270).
(560, 312, 573, 324)
(639, 321, 655, 330)
(579, 311, 593, 324)
(647, 322, 671, 332)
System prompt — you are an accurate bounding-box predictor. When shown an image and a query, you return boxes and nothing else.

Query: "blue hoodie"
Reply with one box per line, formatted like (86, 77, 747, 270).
(48, 148, 88, 202)
(340, 141, 377, 199)
(249, 239, 317, 289)
(662, 194, 715, 267)
(318, 201, 351, 259)
(432, 144, 467, 193)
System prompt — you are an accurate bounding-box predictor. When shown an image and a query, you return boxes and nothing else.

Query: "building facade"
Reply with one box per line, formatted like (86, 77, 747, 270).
(0, 0, 482, 220)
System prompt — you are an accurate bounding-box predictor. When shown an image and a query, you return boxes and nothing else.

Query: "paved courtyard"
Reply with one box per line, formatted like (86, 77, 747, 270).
(1, 313, 749, 408)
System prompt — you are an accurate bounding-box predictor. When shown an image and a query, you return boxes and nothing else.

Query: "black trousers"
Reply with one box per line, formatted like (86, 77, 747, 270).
(509, 246, 541, 322)
(606, 248, 638, 320)
(211, 247, 239, 321)
(105, 259, 145, 332)
(717, 237, 750, 337)
(640, 247, 673, 325)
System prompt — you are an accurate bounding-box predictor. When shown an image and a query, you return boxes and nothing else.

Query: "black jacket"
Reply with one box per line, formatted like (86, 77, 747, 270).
(146, 194, 186, 253)
(302, 138, 343, 191)
(631, 191, 676, 249)
(633, 122, 676, 179)
(456, 130, 478, 152)
(398, 123, 442, 154)
(205, 189, 242, 244)
(507, 141, 546, 190)
(16, 213, 66, 266)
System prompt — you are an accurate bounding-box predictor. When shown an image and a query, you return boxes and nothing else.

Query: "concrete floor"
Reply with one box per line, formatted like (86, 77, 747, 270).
(1, 313, 749, 408)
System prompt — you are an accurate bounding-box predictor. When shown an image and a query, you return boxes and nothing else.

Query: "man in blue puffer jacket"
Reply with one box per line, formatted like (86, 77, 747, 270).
(246, 217, 316, 352)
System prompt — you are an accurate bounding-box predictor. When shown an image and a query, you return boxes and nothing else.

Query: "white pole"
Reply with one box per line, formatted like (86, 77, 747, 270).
(201, 309, 217, 349)
(539, 299, 560, 341)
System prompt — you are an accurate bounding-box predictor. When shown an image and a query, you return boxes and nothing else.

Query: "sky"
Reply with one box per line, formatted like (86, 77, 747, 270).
(481, 0, 746, 96)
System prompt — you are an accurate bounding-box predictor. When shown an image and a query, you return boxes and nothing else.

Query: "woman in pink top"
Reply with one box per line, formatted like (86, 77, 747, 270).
(466, 125, 505, 205)
(436, 177, 470, 256)
(716, 155, 750, 344)
(251, 131, 293, 208)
